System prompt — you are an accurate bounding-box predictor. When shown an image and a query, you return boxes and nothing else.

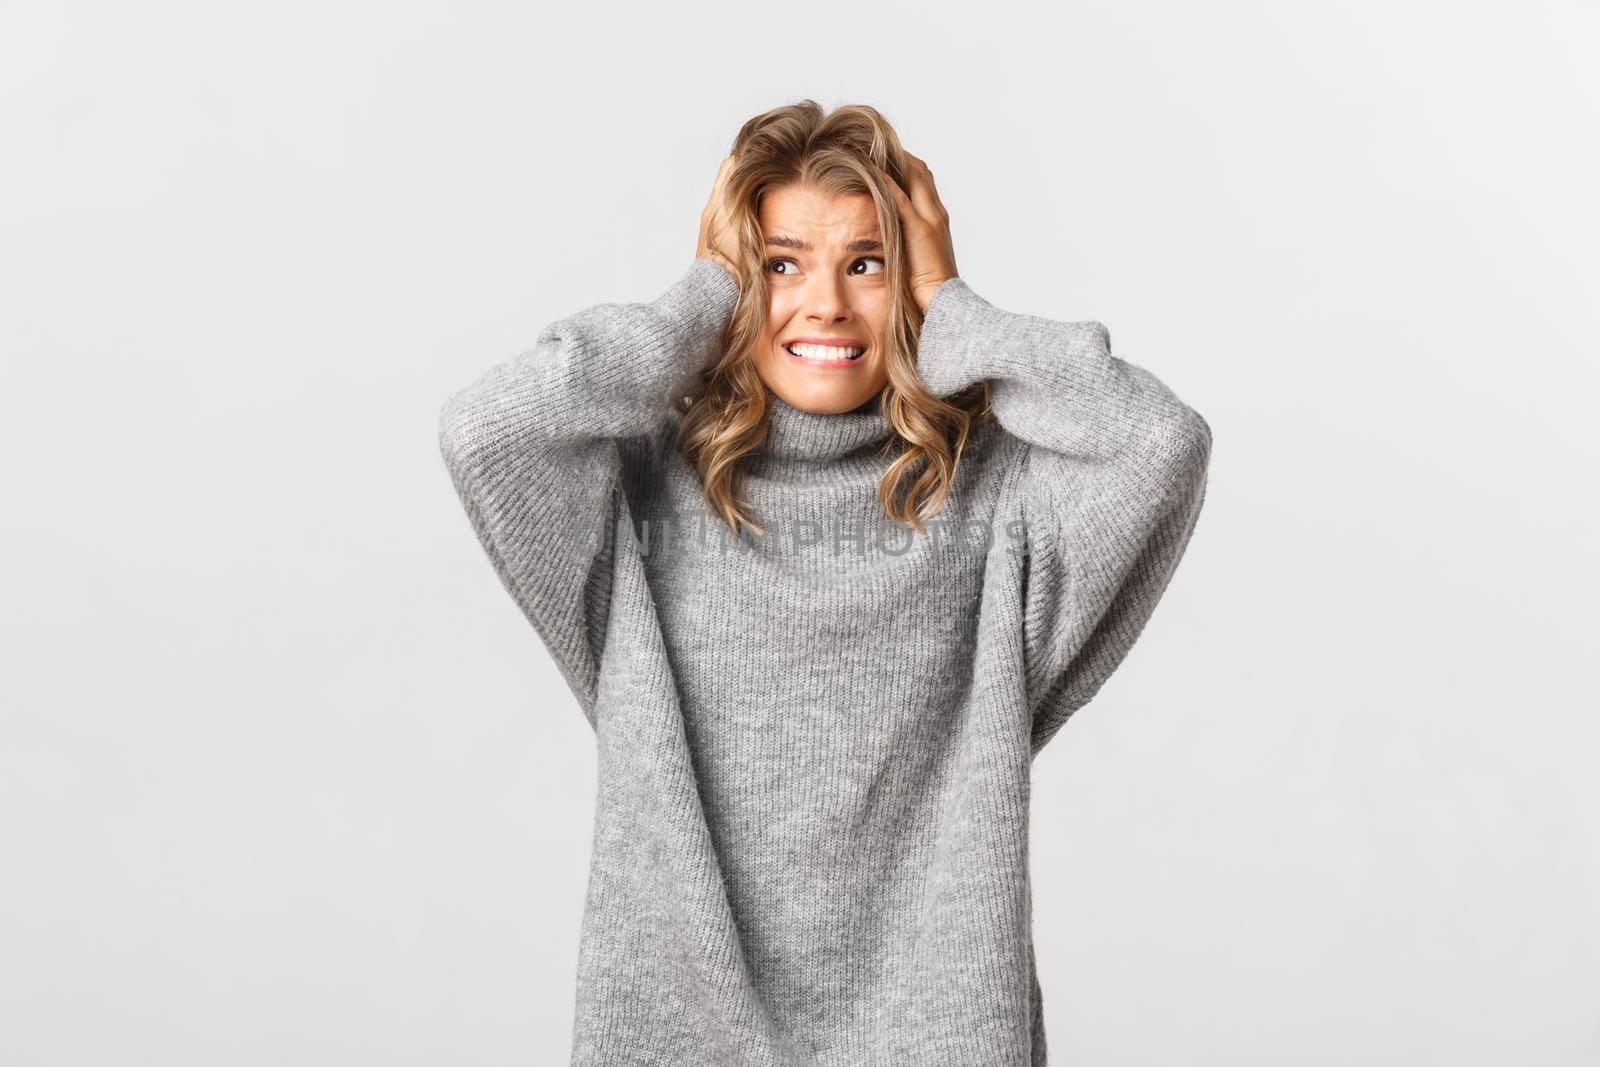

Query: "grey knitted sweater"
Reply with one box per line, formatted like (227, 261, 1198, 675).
(437, 258, 1211, 1065)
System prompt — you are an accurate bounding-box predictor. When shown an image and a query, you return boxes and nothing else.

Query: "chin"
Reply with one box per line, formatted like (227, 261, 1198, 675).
(769, 379, 885, 415)
(752, 350, 885, 412)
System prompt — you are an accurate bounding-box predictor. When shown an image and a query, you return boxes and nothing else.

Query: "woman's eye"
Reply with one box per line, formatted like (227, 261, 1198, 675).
(766, 256, 885, 277)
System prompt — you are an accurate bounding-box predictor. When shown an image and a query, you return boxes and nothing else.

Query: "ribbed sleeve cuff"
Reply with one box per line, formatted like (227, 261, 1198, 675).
(651, 258, 741, 351)
(914, 277, 996, 398)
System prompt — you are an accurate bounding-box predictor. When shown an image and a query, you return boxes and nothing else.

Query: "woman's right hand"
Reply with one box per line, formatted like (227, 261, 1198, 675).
(887, 152, 959, 314)
(696, 154, 739, 277)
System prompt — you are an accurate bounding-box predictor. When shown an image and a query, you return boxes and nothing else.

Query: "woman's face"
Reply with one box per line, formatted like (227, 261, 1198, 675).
(751, 183, 891, 414)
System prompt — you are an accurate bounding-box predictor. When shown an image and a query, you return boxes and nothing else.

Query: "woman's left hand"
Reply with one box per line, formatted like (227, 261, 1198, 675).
(887, 153, 959, 313)
(697, 153, 741, 277)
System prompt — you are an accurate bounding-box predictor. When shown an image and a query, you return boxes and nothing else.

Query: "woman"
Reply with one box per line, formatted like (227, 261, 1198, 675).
(438, 101, 1211, 1065)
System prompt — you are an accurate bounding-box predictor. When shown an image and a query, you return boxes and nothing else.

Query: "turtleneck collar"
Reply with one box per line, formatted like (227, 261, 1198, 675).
(756, 390, 896, 465)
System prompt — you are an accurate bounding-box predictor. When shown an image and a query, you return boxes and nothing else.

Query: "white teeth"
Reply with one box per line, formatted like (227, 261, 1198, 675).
(785, 342, 864, 360)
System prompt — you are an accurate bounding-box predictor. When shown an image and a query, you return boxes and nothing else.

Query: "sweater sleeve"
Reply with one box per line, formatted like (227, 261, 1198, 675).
(913, 277, 1212, 755)
(437, 258, 740, 723)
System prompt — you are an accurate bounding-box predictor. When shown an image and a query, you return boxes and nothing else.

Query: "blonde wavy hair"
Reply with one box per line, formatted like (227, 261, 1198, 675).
(672, 100, 995, 537)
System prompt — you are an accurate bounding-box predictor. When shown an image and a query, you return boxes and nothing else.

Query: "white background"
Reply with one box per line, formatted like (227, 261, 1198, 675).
(4, 1, 1596, 1063)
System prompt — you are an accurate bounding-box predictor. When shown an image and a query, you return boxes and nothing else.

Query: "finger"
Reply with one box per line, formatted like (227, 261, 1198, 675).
(885, 170, 927, 228)
(902, 154, 945, 221)
(919, 164, 948, 219)
(904, 153, 946, 213)
(709, 155, 738, 229)
(709, 154, 734, 205)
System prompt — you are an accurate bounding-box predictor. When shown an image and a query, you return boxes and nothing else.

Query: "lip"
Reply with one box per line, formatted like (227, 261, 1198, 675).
(783, 336, 868, 347)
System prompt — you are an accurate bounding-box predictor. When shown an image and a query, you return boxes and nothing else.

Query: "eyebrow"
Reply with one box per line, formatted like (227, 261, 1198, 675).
(764, 234, 884, 254)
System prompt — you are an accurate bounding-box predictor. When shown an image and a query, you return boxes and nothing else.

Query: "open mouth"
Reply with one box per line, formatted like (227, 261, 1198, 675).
(783, 341, 866, 362)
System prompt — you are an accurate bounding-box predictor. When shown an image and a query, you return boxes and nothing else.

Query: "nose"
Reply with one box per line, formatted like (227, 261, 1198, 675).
(801, 273, 853, 325)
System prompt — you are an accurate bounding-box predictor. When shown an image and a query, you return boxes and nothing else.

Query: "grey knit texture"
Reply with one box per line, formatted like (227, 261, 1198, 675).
(437, 258, 1212, 1065)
